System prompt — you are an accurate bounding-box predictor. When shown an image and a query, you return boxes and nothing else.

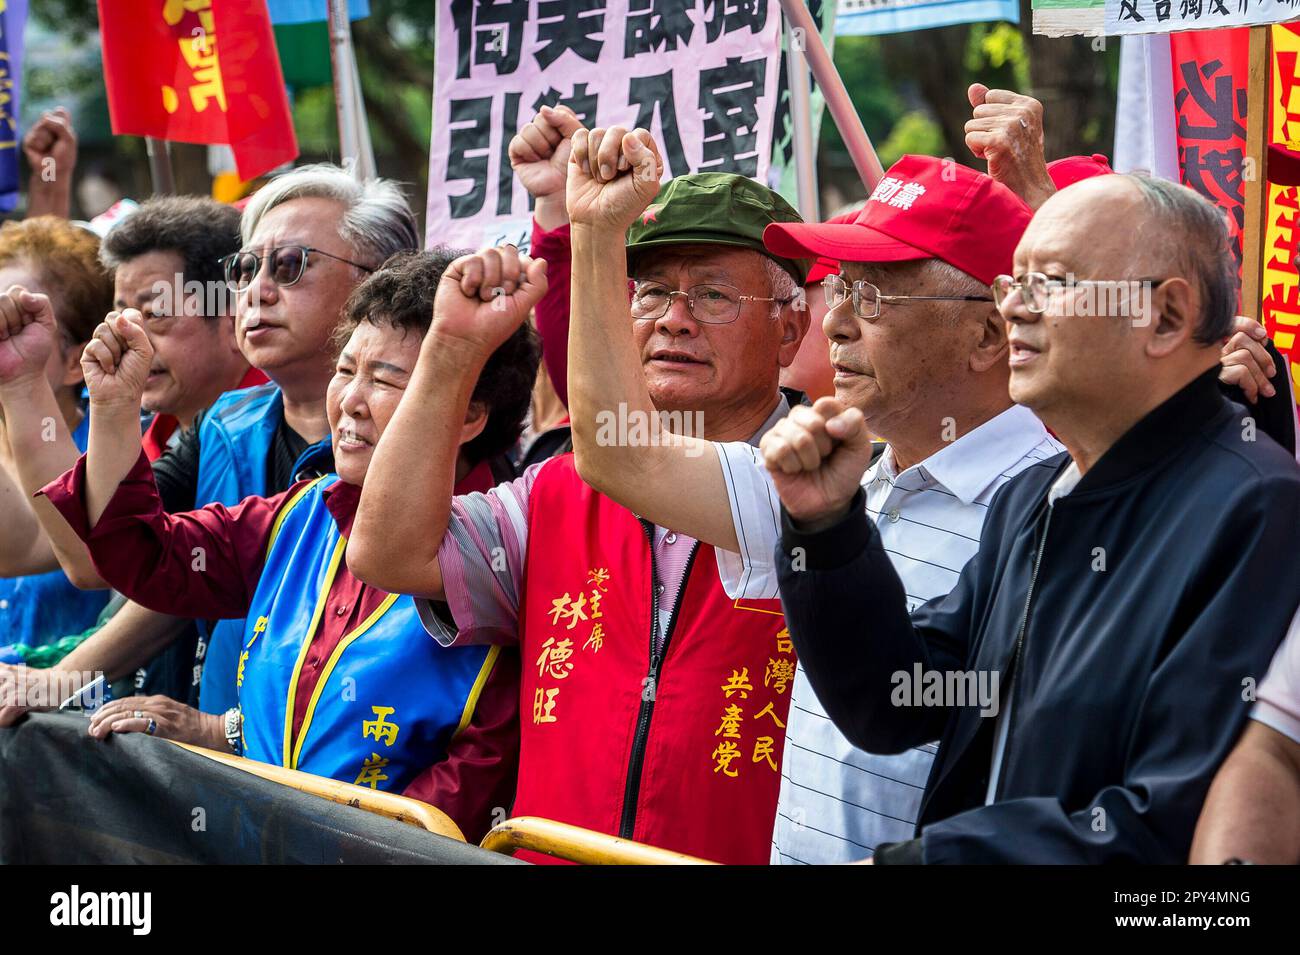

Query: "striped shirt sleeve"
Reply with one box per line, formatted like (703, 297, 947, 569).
(414, 463, 543, 647)
(1253, 603, 1300, 745)
(712, 440, 783, 601)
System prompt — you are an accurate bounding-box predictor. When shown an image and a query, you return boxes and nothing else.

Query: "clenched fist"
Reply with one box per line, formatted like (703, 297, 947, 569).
(81, 309, 153, 413)
(762, 397, 874, 528)
(431, 244, 549, 357)
(510, 104, 585, 201)
(965, 84, 1055, 210)
(0, 285, 59, 388)
(566, 125, 664, 233)
(23, 108, 78, 180)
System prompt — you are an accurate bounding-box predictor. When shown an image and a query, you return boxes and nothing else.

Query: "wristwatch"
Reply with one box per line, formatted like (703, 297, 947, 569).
(223, 707, 243, 756)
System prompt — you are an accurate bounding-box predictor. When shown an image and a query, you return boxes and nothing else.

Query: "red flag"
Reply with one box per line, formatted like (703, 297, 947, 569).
(99, 0, 298, 181)
(1170, 28, 1249, 271)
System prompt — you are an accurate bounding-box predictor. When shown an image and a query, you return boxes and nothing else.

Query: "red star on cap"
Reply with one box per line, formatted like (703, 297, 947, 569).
(641, 205, 661, 224)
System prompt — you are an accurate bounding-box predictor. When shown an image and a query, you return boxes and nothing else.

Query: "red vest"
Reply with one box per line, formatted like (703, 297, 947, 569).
(515, 455, 794, 864)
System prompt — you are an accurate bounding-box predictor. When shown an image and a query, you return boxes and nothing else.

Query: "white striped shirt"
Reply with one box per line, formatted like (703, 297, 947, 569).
(712, 403, 1063, 864)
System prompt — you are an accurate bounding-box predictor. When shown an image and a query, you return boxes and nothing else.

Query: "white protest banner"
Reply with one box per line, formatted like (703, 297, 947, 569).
(426, 1, 783, 250)
(1105, 0, 1300, 35)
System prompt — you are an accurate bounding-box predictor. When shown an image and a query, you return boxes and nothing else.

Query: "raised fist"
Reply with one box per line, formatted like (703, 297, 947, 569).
(965, 84, 1054, 210)
(431, 244, 549, 357)
(80, 310, 154, 413)
(0, 286, 59, 387)
(566, 125, 664, 233)
(509, 103, 585, 202)
(761, 397, 874, 528)
(23, 108, 78, 181)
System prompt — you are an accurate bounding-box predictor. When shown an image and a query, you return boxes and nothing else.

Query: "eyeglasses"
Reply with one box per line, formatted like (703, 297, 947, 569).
(629, 281, 786, 325)
(822, 274, 993, 321)
(992, 272, 1170, 313)
(221, 246, 375, 291)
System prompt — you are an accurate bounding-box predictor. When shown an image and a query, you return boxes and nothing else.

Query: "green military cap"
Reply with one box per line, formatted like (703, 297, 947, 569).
(625, 172, 813, 284)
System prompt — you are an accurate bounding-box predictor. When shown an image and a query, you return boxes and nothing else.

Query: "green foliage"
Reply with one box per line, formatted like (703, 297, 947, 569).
(878, 111, 947, 168)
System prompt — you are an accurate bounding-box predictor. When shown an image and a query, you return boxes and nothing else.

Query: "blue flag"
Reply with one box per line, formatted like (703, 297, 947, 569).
(266, 0, 370, 25)
(0, 0, 28, 212)
(836, 0, 1018, 36)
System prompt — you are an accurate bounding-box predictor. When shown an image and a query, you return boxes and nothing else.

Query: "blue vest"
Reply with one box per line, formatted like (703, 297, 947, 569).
(193, 383, 330, 713)
(237, 476, 498, 792)
(0, 404, 109, 648)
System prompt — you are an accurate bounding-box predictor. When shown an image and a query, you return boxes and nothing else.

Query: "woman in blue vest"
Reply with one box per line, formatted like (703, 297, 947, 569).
(0, 217, 115, 648)
(42, 248, 544, 841)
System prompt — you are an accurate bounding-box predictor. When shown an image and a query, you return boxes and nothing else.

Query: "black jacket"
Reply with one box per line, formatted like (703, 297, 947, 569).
(777, 369, 1300, 863)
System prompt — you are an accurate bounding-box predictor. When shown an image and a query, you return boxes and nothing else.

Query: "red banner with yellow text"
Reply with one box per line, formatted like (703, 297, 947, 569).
(1171, 28, 1250, 271)
(1264, 23, 1300, 396)
(98, 0, 297, 181)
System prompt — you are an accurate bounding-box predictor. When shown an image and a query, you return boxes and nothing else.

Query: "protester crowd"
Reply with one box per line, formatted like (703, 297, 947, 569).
(1, 85, 1298, 864)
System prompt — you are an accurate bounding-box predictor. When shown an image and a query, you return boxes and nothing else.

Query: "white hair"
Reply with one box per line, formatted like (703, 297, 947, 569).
(761, 255, 799, 316)
(240, 163, 420, 267)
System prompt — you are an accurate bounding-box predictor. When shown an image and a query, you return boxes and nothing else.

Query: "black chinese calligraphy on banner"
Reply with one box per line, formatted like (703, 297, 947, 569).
(427, 0, 781, 248)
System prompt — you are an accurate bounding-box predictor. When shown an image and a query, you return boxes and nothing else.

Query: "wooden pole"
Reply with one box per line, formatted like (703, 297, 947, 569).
(1241, 25, 1272, 321)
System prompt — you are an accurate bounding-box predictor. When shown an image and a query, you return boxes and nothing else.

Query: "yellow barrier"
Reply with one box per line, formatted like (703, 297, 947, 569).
(165, 739, 465, 841)
(480, 816, 718, 864)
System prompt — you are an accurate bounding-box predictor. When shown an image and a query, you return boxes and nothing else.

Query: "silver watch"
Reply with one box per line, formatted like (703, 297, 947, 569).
(223, 707, 243, 756)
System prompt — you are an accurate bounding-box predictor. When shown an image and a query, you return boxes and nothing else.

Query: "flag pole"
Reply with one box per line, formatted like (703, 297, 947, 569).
(1241, 24, 1271, 321)
(777, 0, 883, 192)
(786, 20, 820, 220)
(327, 0, 376, 179)
(146, 137, 175, 196)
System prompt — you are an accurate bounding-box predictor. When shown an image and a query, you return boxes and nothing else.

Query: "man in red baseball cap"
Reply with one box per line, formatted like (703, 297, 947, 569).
(752, 154, 1066, 863)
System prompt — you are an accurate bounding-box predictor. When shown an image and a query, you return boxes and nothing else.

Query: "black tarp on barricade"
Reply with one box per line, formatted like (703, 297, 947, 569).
(0, 712, 521, 864)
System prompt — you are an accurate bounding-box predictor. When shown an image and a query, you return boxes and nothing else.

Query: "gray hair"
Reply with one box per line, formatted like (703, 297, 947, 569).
(240, 163, 420, 268)
(1123, 173, 1237, 344)
(761, 255, 799, 315)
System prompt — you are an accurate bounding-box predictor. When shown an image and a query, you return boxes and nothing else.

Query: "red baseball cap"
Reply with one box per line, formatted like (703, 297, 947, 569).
(1046, 153, 1113, 188)
(803, 207, 860, 284)
(764, 154, 1032, 286)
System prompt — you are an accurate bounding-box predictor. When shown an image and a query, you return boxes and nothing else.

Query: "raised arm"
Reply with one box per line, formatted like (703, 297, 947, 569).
(23, 108, 77, 221)
(0, 286, 105, 587)
(79, 309, 158, 527)
(348, 245, 548, 599)
(770, 396, 970, 753)
(509, 104, 581, 408)
(564, 126, 742, 549)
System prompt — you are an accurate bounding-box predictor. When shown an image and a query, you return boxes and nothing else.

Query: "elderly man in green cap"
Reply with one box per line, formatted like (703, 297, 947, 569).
(349, 126, 812, 864)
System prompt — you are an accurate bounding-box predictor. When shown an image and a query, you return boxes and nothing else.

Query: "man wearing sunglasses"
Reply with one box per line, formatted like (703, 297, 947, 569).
(766, 173, 1300, 863)
(1, 165, 421, 729)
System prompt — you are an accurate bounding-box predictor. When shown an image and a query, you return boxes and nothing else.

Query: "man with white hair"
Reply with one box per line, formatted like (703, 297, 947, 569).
(0, 164, 419, 725)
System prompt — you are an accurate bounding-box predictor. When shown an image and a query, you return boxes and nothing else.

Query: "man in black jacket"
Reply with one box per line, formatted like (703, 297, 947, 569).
(765, 173, 1300, 863)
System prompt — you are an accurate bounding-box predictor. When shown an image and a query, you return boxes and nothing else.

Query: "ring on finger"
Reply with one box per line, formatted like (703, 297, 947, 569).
(145, 718, 157, 736)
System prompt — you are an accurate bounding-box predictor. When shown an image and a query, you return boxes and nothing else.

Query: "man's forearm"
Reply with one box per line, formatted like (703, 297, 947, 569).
(1190, 721, 1300, 864)
(350, 333, 487, 598)
(60, 601, 191, 683)
(777, 493, 950, 753)
(0, 384, 104, 586)
(566, 224, 737, 549)
(568, 223, 658, 470)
